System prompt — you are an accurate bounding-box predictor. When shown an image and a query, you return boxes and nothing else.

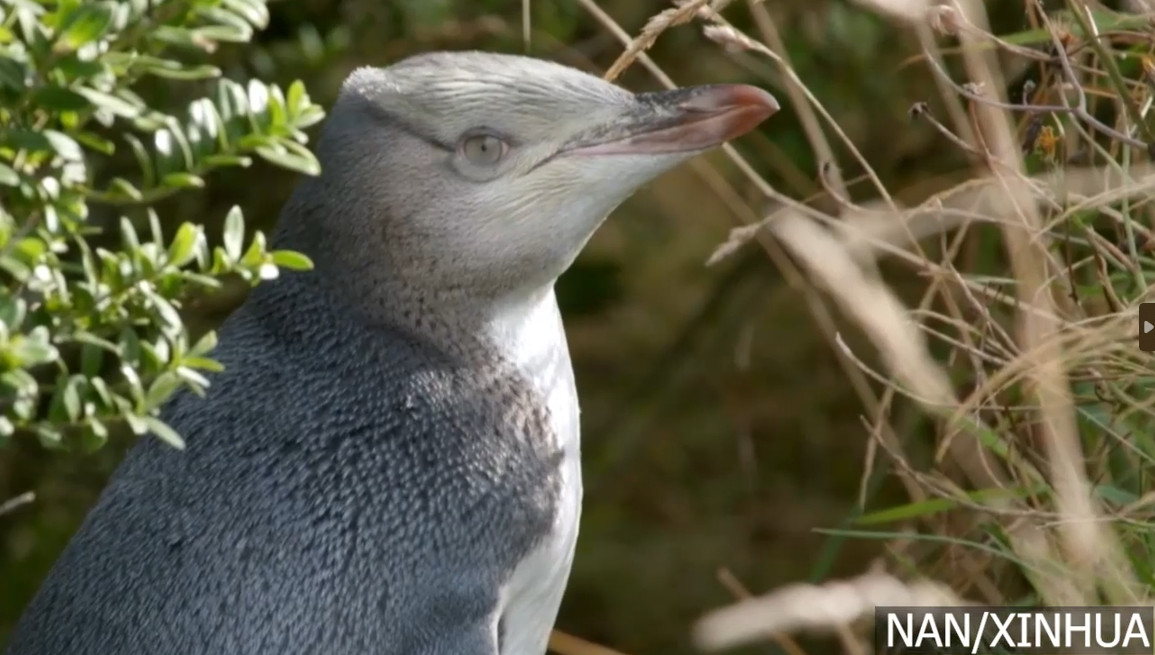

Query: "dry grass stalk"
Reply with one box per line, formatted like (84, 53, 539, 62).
(693, 569, 967, 651)
(769, 210, 957, 410)
(700, 19, 899, 212)
(953, 0, 1139, 604)
(549, 630, 636, 655)
(574, 0, 1155, 650)
(739, 1, 852, 200)
(602, 0, 712, 82)
(848, 0, 929, 23)
(0, 491, 33, 518)
(578, 0, 936, 484)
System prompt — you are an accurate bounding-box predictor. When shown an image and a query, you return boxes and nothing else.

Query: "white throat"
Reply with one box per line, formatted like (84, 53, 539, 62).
(487, 287, 583, 655)
(487, 288, 569, 385)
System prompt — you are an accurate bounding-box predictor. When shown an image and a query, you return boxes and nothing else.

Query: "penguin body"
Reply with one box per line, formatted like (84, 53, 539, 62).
(3, 50, 777, 654)
(5, 274, 568, 654)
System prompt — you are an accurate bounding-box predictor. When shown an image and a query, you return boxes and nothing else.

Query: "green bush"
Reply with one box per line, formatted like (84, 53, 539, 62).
(0, 0, 323, 452)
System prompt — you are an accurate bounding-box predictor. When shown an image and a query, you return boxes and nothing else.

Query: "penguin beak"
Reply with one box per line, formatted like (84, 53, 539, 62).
(561, 84, 779, 157)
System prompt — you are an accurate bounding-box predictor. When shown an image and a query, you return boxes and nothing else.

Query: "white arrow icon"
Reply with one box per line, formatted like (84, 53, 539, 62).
(1146, 321, 1153, 335)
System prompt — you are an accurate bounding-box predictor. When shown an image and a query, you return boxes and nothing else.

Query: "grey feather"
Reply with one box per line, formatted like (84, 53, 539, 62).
(4, 272, 559, 654)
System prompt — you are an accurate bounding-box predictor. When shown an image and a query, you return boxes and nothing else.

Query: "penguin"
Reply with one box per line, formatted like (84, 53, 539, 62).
(3, 51, 777, 654)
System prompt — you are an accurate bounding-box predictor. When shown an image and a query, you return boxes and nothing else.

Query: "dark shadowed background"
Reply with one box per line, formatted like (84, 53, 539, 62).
(0, 1, 1042, 653)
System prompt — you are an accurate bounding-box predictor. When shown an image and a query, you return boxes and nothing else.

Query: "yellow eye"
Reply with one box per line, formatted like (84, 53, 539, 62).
(460, 134, 507, 166)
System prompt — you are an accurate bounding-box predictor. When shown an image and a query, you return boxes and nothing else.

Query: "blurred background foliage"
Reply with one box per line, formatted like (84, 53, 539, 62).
(0, 0, 1077, 653)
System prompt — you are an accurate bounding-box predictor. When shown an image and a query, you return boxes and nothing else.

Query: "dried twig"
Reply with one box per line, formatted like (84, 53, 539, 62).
(0, 491, 34, 517)
(694, 570, 967, 651)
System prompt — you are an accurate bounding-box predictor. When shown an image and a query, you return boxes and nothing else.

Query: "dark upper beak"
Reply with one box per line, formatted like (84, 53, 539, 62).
(562, 84, 779, 156)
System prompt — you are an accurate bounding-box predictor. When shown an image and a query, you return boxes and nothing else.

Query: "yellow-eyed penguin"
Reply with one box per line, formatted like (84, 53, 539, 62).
(4, 51, 778, 654)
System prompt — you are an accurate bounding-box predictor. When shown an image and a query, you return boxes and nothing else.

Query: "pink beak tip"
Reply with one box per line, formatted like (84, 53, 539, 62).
(680, 83, 780, 120)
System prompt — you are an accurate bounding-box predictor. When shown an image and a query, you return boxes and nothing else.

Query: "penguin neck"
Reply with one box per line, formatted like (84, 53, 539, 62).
(271, 201, 571, 375)
(283, 263, 571, 386)
(393, 283, 576, 428)
(480, 285, 572, 387)
(427, 284, 572, 391)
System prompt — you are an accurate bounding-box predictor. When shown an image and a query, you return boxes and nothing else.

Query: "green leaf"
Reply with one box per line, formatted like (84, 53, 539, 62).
(153, 128, 183, 177)
(142, 288, 183, 334)
(198, 6, 254, 34)
(853, 485, 1045, 526)
(0, 55, 27, 91)
(56, 2, 115, 50)
(182, 355, 224, 373)
(142, 416, 185, 450)
(80, 342, 104, 377)
(54, 55, 105, 81)
(202, 154, 251, 167)
(148, 25, 194, 47)
(0, 296, 26, 330)
(72, 131, 115, 155)
(0, 162, 18, 186)
(118, 327, 142, 365)
(11, 237, 45, 265)
(222, 0, 270, 28)
(180, 272, 221, 289)
(70, 331, 118, 353)
(1093, 484, 1139, 506)
(240, 229, 266, 267)
(264, 84, 287, 130)
(189, 330, 217, 357)
(10, 333, 58, 366)
(106, 177, 143, 201)
(119, 216, 140, 253)
(81, 419, 108, 452)
(161, 172, 205, 189)
(88, 377, 112, 408)
(36, 426, 63, 449)
(255, 140, 320, 176)
(163, 121, 195, 172)
(286, 79, 306, 113)
(124, 413, 147, 435)
(76, 87, 142, 118)
(2, 129, 51, 155)
(222, 205, 244, 262)
(144, 372, 182, 411)
(0, 256, 31, 284)
(167, 222, 201, 267)
(135, 59, 220, 80)
(31, 85, 90, 111)
(293, 108, 325, 133)
(146, 206, 165, 244)
(175, 366, 209, 389)
(124, 133, 155, 189)
(271, 250, 313, 271)
(60, 375, 83, 421)
(43, 130, 83, 161)
(1, 369, 37, 399)
(191, 24, 251, 44)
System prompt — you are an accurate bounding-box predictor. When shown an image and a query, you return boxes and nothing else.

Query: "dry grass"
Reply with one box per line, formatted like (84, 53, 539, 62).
(549, 0, 1155, 652)
(692, 568, 968, 651)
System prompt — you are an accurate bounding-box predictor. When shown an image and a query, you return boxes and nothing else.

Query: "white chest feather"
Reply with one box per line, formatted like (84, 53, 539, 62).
(487, 289, 582, 655)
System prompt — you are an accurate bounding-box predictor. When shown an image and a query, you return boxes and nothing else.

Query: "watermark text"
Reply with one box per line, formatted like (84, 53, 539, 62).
(875, 606, 1154, 654)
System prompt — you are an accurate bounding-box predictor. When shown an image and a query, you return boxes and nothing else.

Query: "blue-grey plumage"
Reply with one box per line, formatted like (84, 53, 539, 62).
(4, 51, 777, 654)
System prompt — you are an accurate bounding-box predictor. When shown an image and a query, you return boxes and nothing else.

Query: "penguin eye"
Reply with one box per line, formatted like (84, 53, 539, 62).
(459, 133, 508, 166)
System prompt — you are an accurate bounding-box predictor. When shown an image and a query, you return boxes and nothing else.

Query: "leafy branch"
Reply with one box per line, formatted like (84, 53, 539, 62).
(0, 0, 324, 451)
